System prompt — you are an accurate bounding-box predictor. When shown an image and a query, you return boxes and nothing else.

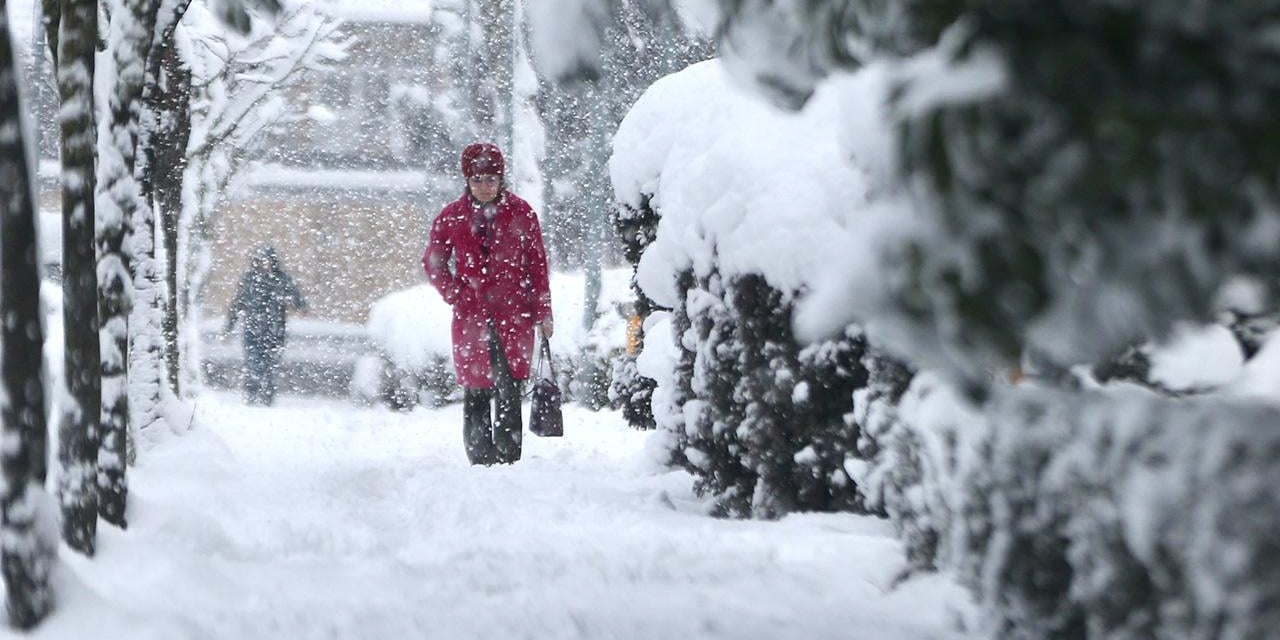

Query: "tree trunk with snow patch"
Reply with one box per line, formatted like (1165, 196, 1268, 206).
(56, 0, 102, 556)
(0, 2, 58, 626)
(97, 0, 161, 527)
(141, 2, 191, 399)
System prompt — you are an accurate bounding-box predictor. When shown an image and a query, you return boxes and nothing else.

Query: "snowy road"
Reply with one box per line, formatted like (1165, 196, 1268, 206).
(22, 393, 970, 640)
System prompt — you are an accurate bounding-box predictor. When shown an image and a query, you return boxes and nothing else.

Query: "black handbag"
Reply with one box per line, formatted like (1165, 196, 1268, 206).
(529, 334, 563, 437)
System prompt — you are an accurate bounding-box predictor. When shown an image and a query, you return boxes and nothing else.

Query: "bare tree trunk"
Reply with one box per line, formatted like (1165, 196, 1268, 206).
(139, 6, 190, 398)
(0, 1, 57, 627)
(475, 0, 514, 153)
(56, 0, 101, 556)
(150, 32, 189, 397)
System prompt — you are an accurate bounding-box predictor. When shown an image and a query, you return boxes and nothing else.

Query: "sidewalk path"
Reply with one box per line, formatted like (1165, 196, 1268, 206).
(19, 393, 971, 640)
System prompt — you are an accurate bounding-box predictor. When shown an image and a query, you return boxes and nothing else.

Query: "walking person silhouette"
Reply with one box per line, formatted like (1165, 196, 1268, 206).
(423, 143, 553, 465)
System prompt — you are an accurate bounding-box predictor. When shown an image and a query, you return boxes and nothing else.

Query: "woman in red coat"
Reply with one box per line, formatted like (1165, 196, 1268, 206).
(423, 143, 553, 465)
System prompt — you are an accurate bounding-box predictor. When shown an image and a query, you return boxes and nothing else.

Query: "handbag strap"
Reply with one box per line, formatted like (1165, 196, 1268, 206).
(539, 333, 556, 379)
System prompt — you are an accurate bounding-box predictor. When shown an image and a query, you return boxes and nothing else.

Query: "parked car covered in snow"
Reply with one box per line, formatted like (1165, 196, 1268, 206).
(353, 269, 634, 410)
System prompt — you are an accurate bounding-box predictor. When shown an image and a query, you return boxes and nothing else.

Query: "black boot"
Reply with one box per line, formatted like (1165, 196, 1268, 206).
(488, 326, 523, 464)
(463, 387, 498, 465)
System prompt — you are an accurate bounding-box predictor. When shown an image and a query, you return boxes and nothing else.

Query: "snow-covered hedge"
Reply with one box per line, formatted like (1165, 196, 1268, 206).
(854, 334, 1280, 638)
(611, 60, 875, 518)
(965, 387, 1280, 639)
(365, 285, 457, 408)
(610, 192, 662, 430)
(363, 269, 633, 408)
(614, 46, 1280, 638)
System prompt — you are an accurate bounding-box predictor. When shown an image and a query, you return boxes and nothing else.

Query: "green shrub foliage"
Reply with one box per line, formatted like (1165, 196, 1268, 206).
(610, 196, 662, 429)
(661, 269, 871, 518)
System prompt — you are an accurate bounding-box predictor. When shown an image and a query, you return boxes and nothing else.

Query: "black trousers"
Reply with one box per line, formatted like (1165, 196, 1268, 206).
(243, 339, 283, 406)
(463, 324, 523, 465)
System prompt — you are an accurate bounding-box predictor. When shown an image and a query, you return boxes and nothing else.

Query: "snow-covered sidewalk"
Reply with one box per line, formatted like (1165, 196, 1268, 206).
(24, 393, 970, 639)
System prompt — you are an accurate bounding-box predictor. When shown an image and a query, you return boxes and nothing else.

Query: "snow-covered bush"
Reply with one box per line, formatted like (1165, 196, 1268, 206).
(363, 270, 632, 409)
(649, 269, 873, 519)
(608, 354, 656, 430)
(566, 307, 625, 410)
(722, 1, 1280, 391)
(949, 388, 1280, 640)
(547, 268, 632, 408)
(851, 351, 927, 558)
(365, 285, 458, 409)
(733, 274, 869, 518)
(854, 360, 1280, 638)
(611, 59, 878, 518)
(604, 2, 1280, 636)
(609, 193, 662, 430)
(348, 355, 383, 407)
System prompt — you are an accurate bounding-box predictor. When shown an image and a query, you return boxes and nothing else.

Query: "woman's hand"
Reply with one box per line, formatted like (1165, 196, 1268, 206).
(539, 320, 554, 340)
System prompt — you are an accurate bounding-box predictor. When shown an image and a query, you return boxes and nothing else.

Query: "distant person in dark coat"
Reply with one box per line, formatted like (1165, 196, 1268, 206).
(423, 142, 553, 465)
(224, 245, 307, 405)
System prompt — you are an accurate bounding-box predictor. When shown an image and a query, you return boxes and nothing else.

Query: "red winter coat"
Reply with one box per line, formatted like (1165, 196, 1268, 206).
(423, 191, 552, 388)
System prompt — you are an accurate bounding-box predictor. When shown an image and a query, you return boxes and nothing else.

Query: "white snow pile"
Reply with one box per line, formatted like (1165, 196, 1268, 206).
(1145, 322, 1245, 391)
(610, 58, 872, 309)
(366, 285, 455, 372)
(367, 268, 635, 372)
(1230, 330, 1280, 403)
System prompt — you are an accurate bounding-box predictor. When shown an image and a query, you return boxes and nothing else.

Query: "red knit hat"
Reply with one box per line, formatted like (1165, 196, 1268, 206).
(461, 143, 505, 178)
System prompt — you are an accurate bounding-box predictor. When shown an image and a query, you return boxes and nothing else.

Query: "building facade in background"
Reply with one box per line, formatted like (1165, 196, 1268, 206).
(205, 2, 466, 325)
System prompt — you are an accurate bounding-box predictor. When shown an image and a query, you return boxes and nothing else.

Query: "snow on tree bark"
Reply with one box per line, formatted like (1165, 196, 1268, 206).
(144, 17, 190, 396)
(653, 267, 873, 519)
(56, 0, 102, 556)
(96, 0, 161, 528)
(0, 2, 58, 627)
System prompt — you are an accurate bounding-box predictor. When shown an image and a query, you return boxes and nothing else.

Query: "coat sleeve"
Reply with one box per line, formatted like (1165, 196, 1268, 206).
(225, 276, 247, 332)
(423, 210, 465, 305)
(285, 273, 307, 311)
(525, 208, 553, 323)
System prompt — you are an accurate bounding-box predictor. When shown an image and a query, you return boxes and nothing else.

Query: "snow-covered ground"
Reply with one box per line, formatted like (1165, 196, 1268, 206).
(18, 393, 972, 639)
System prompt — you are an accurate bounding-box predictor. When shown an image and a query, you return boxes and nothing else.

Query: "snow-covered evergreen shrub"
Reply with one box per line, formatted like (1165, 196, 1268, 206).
(610, 59, 877, 519)
(609, 355, 656, 430)
(658, 269, 871, 519)
(611, 3, 1280, 636)
(852, 349, 915, 515)
(853, 351, 928, 559)
(732, 274, 869, 518)
(348, 355, 383, 407)
(650, 271, 698, 471)
(610, 195, 662, 430)
(790, 329, 868, 513)
(376, 354, 457, 411)
(545, 296, 628, 410)
(952, 388, 1280, 640)
(683, 268, 753, 517)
